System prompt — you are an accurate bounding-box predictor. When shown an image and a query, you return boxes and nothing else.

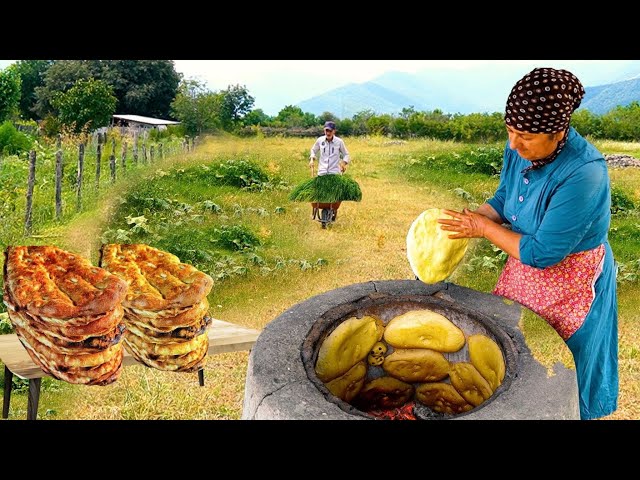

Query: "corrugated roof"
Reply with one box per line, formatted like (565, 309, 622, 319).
(112, 114, 181, 126)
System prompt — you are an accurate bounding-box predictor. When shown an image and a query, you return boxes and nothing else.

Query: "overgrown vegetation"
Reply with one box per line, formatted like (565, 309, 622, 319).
(0, 121, 33, 154)
(100, 154, 326, 285)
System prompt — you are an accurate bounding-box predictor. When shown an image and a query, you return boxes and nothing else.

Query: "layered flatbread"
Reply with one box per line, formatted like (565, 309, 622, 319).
(4, 246, 128, 319)
(100, 244, 213, 311)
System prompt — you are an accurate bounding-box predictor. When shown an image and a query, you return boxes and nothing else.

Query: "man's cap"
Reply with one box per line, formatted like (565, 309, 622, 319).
(324, 121, 336, 130)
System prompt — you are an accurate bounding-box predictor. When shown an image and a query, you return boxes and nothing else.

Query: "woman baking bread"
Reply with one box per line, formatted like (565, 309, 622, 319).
(438, 67, 618, 420)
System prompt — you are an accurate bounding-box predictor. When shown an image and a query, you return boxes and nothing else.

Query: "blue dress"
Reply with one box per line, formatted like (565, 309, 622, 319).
(487, 127, 619, 420)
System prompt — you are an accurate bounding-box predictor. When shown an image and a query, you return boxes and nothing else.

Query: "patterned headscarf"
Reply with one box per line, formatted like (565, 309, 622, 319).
(505, 68, 586, 172)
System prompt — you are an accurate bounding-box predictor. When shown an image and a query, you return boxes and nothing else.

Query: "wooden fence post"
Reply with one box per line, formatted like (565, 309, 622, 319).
(76, 143, 85, 212)
(133, 132, 139, 164)
(24, 150, 36, 236)
(121, 141, 127, 170)
(96, 143, 102, 189)
(142, 144, 147, 164)
(150, 145, 154, 163)
(55, 135, 63, 220)
(159, 143, 163, 159)
(109, 138, 116, 183)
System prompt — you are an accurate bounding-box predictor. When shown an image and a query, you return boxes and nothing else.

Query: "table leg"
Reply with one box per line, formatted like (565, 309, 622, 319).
(198, 368, 205, 387)
(3, 365, 13, 419)
(27, 378, 41, 420)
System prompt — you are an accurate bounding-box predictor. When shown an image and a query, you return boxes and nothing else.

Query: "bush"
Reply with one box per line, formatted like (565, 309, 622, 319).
(40, 115, 62, 138)
(0, 121, 33, 155)
(179, 159, 271, 190)
(148, 124, 185, 141)
(610, 185, 636, 214)
(213, 224, 261, 251)
(461, 146, 504, 175)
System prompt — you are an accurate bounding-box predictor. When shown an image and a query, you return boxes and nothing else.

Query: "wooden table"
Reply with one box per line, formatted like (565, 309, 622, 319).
(0, 319, 260, 420)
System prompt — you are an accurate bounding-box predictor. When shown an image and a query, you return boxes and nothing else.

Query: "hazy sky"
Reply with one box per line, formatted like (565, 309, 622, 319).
(172, 60, 631, 113)
(1, 60, 636, 115)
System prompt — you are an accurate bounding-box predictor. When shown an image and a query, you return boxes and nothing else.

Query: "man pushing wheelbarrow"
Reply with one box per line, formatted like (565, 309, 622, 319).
(289, 121, 362, 229)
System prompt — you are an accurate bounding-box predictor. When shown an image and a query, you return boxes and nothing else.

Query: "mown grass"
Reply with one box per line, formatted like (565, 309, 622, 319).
(1, 135, 638, 420)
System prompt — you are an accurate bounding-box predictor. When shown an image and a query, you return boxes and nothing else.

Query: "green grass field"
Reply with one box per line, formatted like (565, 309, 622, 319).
(1, 134, 638, 420)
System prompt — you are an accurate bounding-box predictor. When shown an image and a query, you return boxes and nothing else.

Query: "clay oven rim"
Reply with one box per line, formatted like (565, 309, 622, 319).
(300, 292, 519, 420)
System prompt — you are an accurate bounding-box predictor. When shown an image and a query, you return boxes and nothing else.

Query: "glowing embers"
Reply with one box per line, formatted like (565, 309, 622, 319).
(314, 308, 506, 419)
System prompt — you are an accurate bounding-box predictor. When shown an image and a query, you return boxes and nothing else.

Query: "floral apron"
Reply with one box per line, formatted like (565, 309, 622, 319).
(493, 244, 605, 341)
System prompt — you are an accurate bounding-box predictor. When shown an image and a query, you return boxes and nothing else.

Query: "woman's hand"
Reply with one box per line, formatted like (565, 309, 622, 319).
(437, 208, 490, 239)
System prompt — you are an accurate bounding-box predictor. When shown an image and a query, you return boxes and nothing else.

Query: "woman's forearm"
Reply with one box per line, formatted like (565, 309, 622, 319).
(474, 203, 503, 224)
(474, 203, 521, 259)
(482, 220, 522, 260)
(439, 207, 522, 260)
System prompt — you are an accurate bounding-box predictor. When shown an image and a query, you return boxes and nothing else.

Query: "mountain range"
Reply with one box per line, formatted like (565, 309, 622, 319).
(297, 61, 640, 118)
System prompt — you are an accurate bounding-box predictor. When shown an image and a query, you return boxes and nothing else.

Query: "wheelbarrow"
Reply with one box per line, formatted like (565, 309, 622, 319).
(311, 201, 342, 229)
(309, 163, 343, 229)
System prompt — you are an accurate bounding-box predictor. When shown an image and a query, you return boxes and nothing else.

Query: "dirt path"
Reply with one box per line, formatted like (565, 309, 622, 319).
(58, 199, 119, 262)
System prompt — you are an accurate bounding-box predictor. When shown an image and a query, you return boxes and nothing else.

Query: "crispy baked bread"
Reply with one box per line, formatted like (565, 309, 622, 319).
(9, 309, 125, 352)
(126, 315, 211, 343)
(19, 338, 123, 385)
(4, 300, 124, 341)
(126, 298, 210, 331)
(4, 246, 128, 319)
(99, 244, 213, 311)
(124, 336, 208, 372)
(124, 329, 207, 356)
(13, 324, 122, 368)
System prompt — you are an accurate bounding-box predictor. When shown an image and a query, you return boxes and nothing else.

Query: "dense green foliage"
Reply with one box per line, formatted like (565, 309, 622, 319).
(33, 60, 96, 118)
(573, 102, 640, 141)
(171, 80, 255, 135)
(219, 84, 255, 129)
(171, 79, 223, 135)
(9, 60, 52, 120)
(239, 108, 509, 142)
(32, 60, 180, 120)
(0, 121, 33, 154)
(175, 158, 274, 190)
(0, 67, 21, 122)
(100, 60, 181, 118)
(51, 79, 117, 133)
(611, 185, 636, 214)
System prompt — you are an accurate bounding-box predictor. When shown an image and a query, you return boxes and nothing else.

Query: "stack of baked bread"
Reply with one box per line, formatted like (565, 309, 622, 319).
(99, 244, 214, 373)
(3, 245, 128, 385)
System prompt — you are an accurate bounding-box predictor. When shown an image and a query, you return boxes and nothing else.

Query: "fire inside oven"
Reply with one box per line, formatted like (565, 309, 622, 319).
(301, 295, 517, 420)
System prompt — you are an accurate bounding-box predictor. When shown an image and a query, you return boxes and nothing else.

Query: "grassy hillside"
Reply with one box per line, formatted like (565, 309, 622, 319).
(1, 135, 638, 420)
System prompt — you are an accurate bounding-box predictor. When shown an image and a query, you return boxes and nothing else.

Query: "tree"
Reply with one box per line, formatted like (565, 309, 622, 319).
(367, 113, 393, 136)
(51, 78, 117, 133)
(34, 60, 181, 120)
(0, 67, 21, 122)
(33, 60, 100, 118)
(10, 60, 52, 120)
(571, 109, 603, 138)
(319, 111, 339, 123)
(219, 84, 254, 129)
(275, 105, 306, 127)
(244, 108, 271, 126)
(100, 60, 181, 118)
(351, 109, 376, 135)
(601, 102, 640, 141)
(275, 105, 317, 128)
(171, 79, 222, 135)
